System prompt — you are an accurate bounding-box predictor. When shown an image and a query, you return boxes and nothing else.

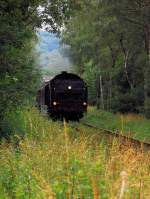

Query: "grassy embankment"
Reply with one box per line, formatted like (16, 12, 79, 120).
(82, 107, 150, 142)
(0, 108, 150, 198)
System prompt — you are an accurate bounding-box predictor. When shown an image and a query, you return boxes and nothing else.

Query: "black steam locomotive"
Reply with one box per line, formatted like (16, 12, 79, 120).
(37, 72, 88, 120)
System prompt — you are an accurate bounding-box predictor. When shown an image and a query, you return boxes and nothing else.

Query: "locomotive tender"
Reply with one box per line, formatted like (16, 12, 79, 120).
(37, 71, 87, 120)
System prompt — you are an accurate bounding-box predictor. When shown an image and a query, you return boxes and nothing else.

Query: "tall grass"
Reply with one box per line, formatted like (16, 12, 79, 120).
(82, 107, 150, 141)
(0, 108, 150, 198)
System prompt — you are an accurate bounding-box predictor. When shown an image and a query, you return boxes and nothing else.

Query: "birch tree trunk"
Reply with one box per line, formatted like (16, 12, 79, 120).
(124, 51, 134, 90)
(96, 75, 104, 110)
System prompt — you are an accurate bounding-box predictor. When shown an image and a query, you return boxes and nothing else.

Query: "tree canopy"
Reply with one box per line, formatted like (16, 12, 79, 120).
(0, 0, 45, 121)
(46, 0, 150, 116)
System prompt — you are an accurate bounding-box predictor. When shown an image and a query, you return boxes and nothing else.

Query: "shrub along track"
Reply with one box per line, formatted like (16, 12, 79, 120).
(78, 122, 150, 150)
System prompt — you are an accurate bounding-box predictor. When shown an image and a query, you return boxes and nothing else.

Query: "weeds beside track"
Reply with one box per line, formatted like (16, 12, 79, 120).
(80, 122, 150, 150)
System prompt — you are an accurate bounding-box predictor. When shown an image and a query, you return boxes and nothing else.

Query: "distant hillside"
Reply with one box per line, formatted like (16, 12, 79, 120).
(36, 31, 72, 75)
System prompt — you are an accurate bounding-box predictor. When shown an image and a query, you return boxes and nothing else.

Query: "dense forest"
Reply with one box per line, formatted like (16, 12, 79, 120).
(0, 1, 39, 114)
(0, 0, 150, 136)
(0, 0, 44, 137)
(47, 0, 150, 116)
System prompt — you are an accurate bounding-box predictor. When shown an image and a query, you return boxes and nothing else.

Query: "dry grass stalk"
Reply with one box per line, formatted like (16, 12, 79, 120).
(63, 119, 72, 199)
(91, 177, 100, 199)
(64, 118, 69, 164)
(118, 171, 128, 199)
(139, 179, 144, 199)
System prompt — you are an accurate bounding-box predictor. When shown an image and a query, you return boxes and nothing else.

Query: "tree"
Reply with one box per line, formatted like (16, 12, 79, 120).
(0, 0, 45, 122)
(110, 0, 150, 116)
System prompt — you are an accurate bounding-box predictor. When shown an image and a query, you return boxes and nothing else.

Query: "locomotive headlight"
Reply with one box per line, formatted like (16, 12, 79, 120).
(68, 86, 72, 90)
(83, 102, 87, 106)
(53, 101, 57, 106)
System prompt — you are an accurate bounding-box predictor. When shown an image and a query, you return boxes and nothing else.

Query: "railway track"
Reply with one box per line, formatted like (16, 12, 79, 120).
(80, 122, 150, 150)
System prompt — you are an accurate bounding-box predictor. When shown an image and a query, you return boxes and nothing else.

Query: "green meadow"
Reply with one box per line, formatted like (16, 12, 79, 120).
(0, 108, 150, 198)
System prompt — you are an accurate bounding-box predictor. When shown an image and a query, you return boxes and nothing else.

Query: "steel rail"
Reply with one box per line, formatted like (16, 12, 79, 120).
(81, 122, 150, 150)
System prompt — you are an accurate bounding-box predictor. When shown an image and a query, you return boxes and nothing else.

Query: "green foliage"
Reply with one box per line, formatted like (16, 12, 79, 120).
(0, 0, 44, 132)
(82, 61, 97, 103)
(0, 150, 45, 198)
(0, 108, 28, 139)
